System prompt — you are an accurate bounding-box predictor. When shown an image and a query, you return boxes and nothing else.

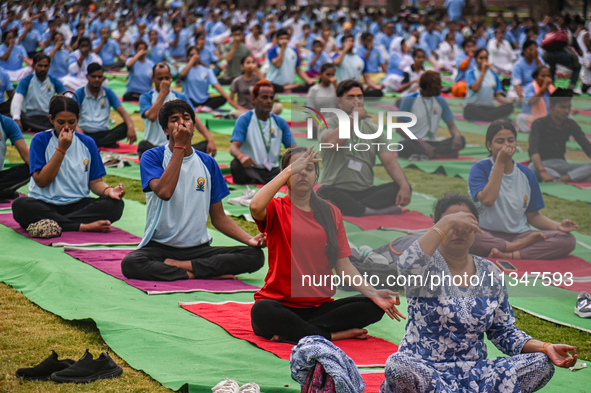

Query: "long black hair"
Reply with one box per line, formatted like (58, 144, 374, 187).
(281, 147, 339, 268)
(49, 93, 79, 118)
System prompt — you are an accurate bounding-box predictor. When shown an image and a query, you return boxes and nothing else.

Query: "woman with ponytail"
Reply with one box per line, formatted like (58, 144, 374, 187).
(12, 94, 125, 237)
(249, 146, 405, 344)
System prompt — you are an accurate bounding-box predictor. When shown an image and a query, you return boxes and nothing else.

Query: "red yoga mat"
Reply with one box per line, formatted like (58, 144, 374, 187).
(567, 182, 591, 189)
(362, 373, 385, 392)
(494, 256, 591, 293)
(224, 174, 289, 194)
(99, 143, 138, 154)
(180, 301, 398, 367)
(344, 210, 433, 232)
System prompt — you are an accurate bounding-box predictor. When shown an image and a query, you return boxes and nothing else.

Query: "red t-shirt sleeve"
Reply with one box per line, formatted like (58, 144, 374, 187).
(332, 205, 352, 259)
(255, 197, 277, 233)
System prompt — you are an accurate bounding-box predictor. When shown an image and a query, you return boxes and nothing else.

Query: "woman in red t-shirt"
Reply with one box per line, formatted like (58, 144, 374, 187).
(249, 146, 405, 344)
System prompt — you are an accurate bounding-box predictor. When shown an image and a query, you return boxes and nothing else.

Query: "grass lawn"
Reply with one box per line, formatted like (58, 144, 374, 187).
(2, 114, 591, 391)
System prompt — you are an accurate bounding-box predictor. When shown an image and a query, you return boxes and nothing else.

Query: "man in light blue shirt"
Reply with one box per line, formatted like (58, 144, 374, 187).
(168, 18, 191, 61)
(398, 71, 465, 160)
(11, 53, 66, 133)
(355, 32, 386, 93)
(0, 30, 33, 82)
(229, 80, 294, 184)
(92, 27, 126, 70)
(44, 31, 70, 79)
(266, 29, 315, 93)
(19, 19, 43, 58)
(75, 63, 136, 148)
(0, 114, 29, 200)
(89, 11, 113, 40)
(138, 63, 216, 158)
(333, 34, 366, 83)
(419, 20, 443, 69)
(121, 99, 264, 282)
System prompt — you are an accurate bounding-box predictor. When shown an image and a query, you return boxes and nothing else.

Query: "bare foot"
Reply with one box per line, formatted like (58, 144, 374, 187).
(331, 328, 369, 341)
(489, 248, 520, 259)
(506, 232, 546, 252)
(209, 274, 237, 280)
(80, 220, 111, 232)
(561, 174, 572, 182)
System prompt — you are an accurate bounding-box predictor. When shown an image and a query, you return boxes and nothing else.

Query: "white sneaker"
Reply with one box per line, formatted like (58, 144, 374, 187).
(575, 291, 591, 318)
(407, 154, 420, 162)
(227, 186, 257, 206)
(212, 377, 240, 393)
(239, 383, 260, 393)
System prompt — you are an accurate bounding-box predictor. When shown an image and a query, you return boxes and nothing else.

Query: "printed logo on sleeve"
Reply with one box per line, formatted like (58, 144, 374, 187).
(196, 176, 206, 192)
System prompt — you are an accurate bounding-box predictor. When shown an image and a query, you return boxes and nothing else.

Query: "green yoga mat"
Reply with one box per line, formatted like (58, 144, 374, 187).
(108, 79, 127, 98)
(105, 161, 142, 181)
(120, 101, 140, 114)
(206, 118, 236, 136)
(539, 182, 591, 203)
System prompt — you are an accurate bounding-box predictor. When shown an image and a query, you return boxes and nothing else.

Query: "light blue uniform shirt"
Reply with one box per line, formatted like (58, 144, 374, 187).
(168, 29, 191, 57)
(444, 0, 465, 21)
(469, 158, 545, 234)
(306, 51, 330, 73)
(18, 28, 41, 53)
(89, 19, 112, 38)
(399, 92, 454, 141)
(454, 51, 475, 82)
(199, 46, 218, 65)
(33, 20, 48, 34)
(355, 46, 385, 73)
(266, 45, 300, 86)
(74, 86, 122, 132)
(0, 44, 28, 70)
(147, 43, 169, 64)
(465, 68, 502, 107)
(0, 67, 13, 104)
(44, 45, 70, 78)
(230, 110, 294, 170)
(521, 83, 550, 115)
(511, 57, 538, 88)
(209, 21, 226, 37)
(139, 89, 191, 146)
(126, 58, 154, 94)
(139, 146, 230, 248)
(332, 53, 366, 83)
(419, 30, 442, 57)
(130, 32, 149, 45)
(0, 114, 23, 170)
(179, 64, 218, 104)
(28, 130, 106, 205)
(16, 74, 66, 117)
(92, 38, 121, 66)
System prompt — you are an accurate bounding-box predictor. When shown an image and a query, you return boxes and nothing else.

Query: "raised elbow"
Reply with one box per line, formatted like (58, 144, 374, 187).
(480, 198, 495, 208)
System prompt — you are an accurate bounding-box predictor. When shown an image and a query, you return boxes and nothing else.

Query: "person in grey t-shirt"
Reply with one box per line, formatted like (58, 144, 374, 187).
(218, 25, 252, 85)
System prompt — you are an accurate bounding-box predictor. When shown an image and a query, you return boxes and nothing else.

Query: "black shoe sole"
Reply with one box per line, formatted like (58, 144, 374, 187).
(50, 366, 123, 383)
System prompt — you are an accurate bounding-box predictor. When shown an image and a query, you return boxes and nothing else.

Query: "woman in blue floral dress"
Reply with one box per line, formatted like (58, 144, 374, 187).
(381, 194, 577, 393)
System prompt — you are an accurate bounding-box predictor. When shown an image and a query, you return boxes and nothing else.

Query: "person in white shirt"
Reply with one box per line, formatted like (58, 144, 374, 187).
(112, 19, 133, 58)
(245, 24, 267, 65)
(437, 32, 458, 73)
(487, 28, 516, 76)
(61, 37, 103, 92)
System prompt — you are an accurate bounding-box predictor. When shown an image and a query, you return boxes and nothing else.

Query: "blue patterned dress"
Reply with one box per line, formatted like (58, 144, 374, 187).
(381, 241, 554, 393)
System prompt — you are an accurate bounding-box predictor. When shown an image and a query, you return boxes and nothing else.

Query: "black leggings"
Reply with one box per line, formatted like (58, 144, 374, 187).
(397, 136, 466, 159)
(122, 92, 142, 102)
(191, 96, 227, 110)
(121, 240, 264, 281)
(463, 103, 514, 122)
(12, 196, 124, 232)
(251, 296, 384, 344)
(317, 182, 405, 217)
(0, 164, 30, 198)
(20, 113, 53, 133)
(271, 82, 313, 93)
(230, 158, 280, 185)
(83, 123, 128, 148)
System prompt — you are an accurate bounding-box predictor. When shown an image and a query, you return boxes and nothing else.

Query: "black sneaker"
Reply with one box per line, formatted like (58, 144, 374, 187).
(50, 349, 123, 383)
(15, 350, 75, 381)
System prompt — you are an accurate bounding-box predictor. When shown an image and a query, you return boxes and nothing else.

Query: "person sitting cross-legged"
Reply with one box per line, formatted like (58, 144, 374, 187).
(397, 71, 465, 161)
(229, 80, 295, 185)
(528, 88, 591, 183)
(317, 79, 412, 217)
(121, 99, 265, 281)
(138, 62, 216, 158)
(12, 95, 125, 234)
(74, 63, 136, 148)
(11, 53, 66, 133)
(0, 114, 30, 200)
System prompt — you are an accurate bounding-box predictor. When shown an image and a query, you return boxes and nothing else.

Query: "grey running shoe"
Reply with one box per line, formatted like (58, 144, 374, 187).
(575, 291, 591, 318)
